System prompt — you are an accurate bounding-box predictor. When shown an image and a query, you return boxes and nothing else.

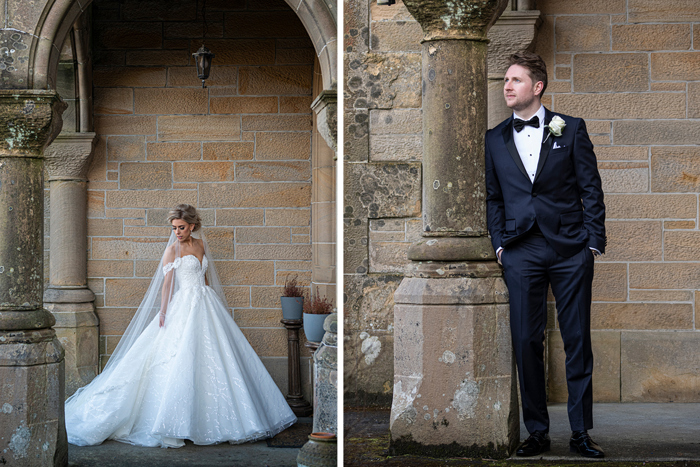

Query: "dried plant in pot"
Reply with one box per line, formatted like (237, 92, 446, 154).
(281, 275, 305, 320)
(302, 293, 333, 343)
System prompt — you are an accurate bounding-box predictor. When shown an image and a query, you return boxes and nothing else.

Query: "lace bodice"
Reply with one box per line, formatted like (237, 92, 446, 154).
(162, 255, 208, 289)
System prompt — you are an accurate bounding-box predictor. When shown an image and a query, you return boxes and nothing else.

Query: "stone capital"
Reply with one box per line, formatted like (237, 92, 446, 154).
(402, 0, 509, 42)
(44, 132, 98, 181)
(0, 90, 67, 158)
(312, 90, 338, 154)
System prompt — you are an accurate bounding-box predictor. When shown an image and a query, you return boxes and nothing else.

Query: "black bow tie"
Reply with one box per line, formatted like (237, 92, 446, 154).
(513, 116, 539, 132)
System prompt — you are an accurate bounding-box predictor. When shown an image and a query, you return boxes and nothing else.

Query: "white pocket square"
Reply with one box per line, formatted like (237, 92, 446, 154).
(553, 142, 565, 149)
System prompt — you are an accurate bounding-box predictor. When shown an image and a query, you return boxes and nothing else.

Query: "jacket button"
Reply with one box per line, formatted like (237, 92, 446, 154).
(532, 192, 538, 197)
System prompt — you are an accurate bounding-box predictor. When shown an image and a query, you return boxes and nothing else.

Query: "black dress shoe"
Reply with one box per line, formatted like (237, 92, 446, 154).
(569, 430, 605, 458)
(516, 431, 551, 457)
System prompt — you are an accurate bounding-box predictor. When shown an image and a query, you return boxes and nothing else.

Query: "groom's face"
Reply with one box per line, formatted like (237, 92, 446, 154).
(503, 64, 543, 112)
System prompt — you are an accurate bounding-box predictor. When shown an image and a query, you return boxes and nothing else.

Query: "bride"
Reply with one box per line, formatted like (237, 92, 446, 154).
(65, 204, 297, 448)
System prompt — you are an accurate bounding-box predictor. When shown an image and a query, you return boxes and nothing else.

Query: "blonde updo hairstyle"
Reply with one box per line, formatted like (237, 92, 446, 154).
(167, 204, 202, 232)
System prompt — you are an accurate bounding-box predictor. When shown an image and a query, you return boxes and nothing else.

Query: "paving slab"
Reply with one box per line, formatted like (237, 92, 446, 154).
(345, 403, 700, 465)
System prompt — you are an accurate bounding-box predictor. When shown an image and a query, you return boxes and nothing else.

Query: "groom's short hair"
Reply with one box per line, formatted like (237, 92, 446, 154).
(508, 51, 548, 97)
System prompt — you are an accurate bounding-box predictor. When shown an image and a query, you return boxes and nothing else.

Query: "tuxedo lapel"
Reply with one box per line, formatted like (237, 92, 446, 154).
(502, 118, 529, 181)
(534, 108, 554, 183)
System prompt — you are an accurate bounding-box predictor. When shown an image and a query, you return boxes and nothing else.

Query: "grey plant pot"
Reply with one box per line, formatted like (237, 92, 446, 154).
(303, 313, 329, 343)
(281, 296, 304, 320)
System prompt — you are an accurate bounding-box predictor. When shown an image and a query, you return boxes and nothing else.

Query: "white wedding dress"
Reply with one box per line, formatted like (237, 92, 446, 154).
(65, 254, 297, 448)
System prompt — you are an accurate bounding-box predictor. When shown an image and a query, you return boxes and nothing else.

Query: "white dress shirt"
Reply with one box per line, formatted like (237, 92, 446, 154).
(513, 105, 546, 184)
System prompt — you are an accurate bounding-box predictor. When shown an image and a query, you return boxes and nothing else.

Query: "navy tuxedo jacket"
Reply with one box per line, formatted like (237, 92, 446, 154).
(485, 108, 606, 258)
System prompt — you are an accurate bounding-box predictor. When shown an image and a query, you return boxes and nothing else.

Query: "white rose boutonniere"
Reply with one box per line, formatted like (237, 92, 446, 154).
(544, 115, 566, 143)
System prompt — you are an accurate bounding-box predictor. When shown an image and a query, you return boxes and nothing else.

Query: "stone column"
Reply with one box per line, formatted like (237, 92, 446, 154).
(389, 0, 520, 458)
(44, 132, 98, 398)
(0, 90, 68, 466)
(486, 5, 541, 129)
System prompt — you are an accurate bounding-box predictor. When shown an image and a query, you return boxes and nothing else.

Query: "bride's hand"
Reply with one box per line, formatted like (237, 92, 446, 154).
(159, 312, 165, 328)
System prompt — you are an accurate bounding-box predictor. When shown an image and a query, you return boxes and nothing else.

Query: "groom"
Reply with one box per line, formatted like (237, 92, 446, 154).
(484, 52, 606, 458)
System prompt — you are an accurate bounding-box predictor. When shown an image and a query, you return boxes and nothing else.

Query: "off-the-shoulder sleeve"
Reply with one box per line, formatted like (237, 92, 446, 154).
(162, 257, 181, 275)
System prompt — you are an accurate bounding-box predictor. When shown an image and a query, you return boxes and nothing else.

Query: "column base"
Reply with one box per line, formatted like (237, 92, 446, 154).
(44, 287, 98, 398)
(0, 328, 67, 467)
(389, 273, 519, 458)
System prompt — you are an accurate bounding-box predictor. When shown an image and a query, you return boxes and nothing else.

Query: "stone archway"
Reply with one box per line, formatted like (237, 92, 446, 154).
(0, 0, 337, 464)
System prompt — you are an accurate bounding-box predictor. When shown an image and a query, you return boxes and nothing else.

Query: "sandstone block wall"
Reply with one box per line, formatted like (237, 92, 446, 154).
(46, 0, 316, 397)
(345, 0, 700, 406)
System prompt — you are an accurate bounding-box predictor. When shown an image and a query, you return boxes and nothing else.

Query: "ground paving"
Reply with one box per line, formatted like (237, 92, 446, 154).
(68, 417, 312, 467)
(345, 403, 700, 466)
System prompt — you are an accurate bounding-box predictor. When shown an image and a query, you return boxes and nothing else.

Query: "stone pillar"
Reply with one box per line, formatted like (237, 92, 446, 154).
(389, 0, 520, 458)
(486, 6, 541, 129)
(44, 132, 98, 398)
(312, 313, 338, 434)
(0, 90, 68, 466)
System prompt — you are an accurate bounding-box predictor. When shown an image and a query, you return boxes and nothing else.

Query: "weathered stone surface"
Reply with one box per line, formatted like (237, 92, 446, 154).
(146, 142, 201, 161)
(172, 162, 235, 182)
(134, 88, 208, 114)
(265, 209, 310, 226)
(599, 162, 648, 193)
(94, 67, 167, 87)
(602, 221, 662, 262)
(370, 108, 422, 135)
(616, 120, 700, 146)
(554, 93, 684, 120)
(217, 261, 275, 285)
(370, 21, 422, 52)
(664, 231, 700, 261)
(606, 194, 696, 219)
(555, 16, 610, 52)
(621, 331, 700, 401)
(241, 115, 312, 132)
(344, 108, 369, 162)
(572, 54, 648, 92)
(95, 116, 157, 136)
(651, 52, 700, 81)
(370, 135, 422, 161)
(239, 328, 288, 357)
(199, 183, 310, 208)
(188, 39, 275, 65)
(106, 190, 197, 208)
(345, 162, 421, 219)
(210, 96, 278, 114)
(235, 161, 310, 182)
(539, 0, 625, 14)
(344, 274, 402, 332)
(125, 50, 190, 66)
(236, 244, 310, 261)
(592, 262, 627, 302)
(120, 162, 172, 189)
(203, 142, 255, 161)
(665, 220, 695, 230)
(158, 115, 241, 141)
(651, 146, 700, 192)
(591, 302, 692, 330)
(104, 278, 151, 307)
(344, 330, 395, 407)
(628, 0, 700, 22)
(630, 263, 700, 289)
(548, 330, 621, 403)
(94, 88, 134, 115)
(629, 289, 694, 302)
(612, 24, 691, 51)
(239, 66, 312, 95)
(95, 22, 162, 49)
(594, 146, 648, 161)
(92, 237, 167, 261)
(255, 133, 310, 160)
(347, 53, 421, 110)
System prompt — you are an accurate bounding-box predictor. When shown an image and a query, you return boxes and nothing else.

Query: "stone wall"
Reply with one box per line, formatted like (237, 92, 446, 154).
(345, 0, 700, 406)
(67, 0, 315, 397)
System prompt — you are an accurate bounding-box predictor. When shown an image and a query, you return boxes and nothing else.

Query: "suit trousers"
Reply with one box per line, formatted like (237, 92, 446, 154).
(501, 233, 595, 434)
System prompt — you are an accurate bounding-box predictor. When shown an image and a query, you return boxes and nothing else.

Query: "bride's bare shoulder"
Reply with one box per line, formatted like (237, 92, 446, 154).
(162, 242, 178, 265)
